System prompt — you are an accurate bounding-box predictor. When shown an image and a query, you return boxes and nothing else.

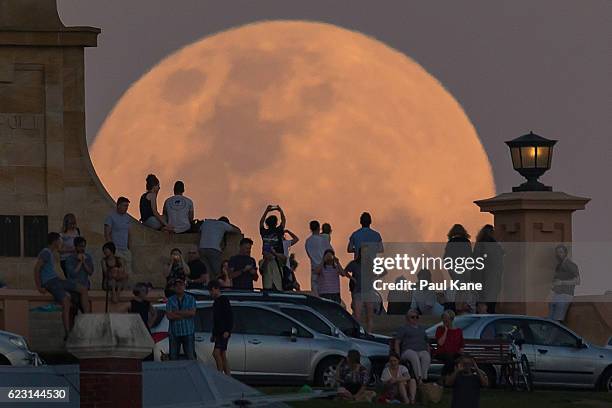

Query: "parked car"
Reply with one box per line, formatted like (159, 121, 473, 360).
(0, 330, 42, 367)
(150, 300, 381, 386)
(425, 314, 612, 391)
(186, 289, 390, 344)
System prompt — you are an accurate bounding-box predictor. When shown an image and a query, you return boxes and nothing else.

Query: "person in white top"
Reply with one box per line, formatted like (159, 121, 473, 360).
(198, 216, 240, 281)
(304, 220, 332, 296)
(282, 229, 300, 268)
(163, 181, 194, 234)
(381, 352, 417, 404)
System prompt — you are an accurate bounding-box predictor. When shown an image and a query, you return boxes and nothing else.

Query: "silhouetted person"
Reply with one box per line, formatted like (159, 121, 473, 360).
(163, 181, 194, 234)
(198, 216, 240, 281)
(548, 245, 580, 322)
(259, 205, 286, 255)
(443, 224, 473, 311)
(140, 174, 173, 231)
(209, 280, 233, 375)
(228, 238, 258, 290)
(472, 224, 504, 313)
(305, 220, 332, 296)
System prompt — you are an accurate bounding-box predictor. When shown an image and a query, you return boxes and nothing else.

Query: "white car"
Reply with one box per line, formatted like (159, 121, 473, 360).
(0, 330, 42, 367)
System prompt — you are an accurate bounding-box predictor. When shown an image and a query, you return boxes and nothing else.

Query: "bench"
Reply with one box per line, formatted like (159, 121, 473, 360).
(429, 338, 512, 366)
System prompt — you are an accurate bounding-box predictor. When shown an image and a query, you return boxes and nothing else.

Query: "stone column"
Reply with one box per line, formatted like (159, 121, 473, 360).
(66, 314, 154, 408)
(474, 191, 590, 315)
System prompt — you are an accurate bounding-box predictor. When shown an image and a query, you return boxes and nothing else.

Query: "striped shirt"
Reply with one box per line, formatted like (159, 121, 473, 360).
(318, 265, 341, 295)
(166, 293, 196, 337)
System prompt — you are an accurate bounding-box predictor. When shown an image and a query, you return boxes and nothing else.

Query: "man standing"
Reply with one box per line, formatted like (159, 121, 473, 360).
(198, 216, 240, 281)
(104, 196, 132, 274)
(305, 220, 332, 296)
(347, 212, 383, 259)
(228, 238, 258, 290)
(163, 181, 194, 234)
(166, 279, 196, 360)
(209, 280, 233, 375)
(34, 233, 90, 340)
(186, 247, 209, 289)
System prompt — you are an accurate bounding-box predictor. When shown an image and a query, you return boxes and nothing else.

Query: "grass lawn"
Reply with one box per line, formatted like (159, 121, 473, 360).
(258, 387, 612, 408)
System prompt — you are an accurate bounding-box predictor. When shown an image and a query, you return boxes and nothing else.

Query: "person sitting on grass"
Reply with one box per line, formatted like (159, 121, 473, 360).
(34, 232, 90, 341)
(446, 354, 488, 408)
(381, 352, 417, 404)
(335, 349, 376, 402)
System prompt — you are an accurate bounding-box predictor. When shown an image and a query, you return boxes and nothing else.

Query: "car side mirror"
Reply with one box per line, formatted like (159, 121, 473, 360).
(576, 338, 587, 348)
(290, 327, 298, 342)
(333, 328, 340, 337)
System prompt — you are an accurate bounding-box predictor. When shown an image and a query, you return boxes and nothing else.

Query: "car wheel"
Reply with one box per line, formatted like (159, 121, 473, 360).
(0, 355, 11, 365)
(315, 357, 342, 388)
(599, 367, 612, 392)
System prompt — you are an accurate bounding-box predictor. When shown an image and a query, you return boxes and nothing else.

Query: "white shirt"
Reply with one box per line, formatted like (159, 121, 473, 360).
(163, 195, 193, 234)
(381, 364, 410, 383)
(305, 234, 332, 271)
(199, 219, 237, 251)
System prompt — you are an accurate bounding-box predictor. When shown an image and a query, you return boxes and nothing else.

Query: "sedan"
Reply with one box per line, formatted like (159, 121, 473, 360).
(425, 314, 612, 391)
(151, 300, 373, 386)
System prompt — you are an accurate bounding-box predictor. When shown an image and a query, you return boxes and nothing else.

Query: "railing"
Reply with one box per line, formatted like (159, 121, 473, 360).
(0, 288, 165, 340)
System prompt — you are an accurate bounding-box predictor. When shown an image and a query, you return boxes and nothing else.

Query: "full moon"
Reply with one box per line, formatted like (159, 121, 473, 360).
(91, 21, 495, 288)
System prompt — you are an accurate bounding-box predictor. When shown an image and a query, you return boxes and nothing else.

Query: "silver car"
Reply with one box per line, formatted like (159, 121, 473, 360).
(0, 330, 42, 367)
(425, 314, 612, 390)
(151, 301, 384, 386)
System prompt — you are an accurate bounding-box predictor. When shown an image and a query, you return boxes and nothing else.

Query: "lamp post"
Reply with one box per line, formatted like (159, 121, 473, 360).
(505, 131, 557, 192)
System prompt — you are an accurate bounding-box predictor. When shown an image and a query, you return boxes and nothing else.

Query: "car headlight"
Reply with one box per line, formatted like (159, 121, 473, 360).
(9, 336, 27, 349)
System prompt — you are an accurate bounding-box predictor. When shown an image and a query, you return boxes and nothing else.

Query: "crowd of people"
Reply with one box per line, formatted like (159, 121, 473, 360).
(31, 172, 580, 405)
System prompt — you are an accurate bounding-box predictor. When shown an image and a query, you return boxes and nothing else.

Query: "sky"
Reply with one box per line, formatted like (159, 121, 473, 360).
(57, 0, 612, 242)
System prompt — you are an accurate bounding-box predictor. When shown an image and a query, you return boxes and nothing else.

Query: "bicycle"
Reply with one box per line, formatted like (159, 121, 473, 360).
(501, 326, 533, 392)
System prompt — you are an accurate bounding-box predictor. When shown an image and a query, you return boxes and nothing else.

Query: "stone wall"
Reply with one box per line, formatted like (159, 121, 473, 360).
(0, 0, 240, 291)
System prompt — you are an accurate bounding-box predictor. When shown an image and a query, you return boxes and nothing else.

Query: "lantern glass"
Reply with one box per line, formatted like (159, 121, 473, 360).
(510, 147, 521, 169)
(536, 146, 550, 169)
(520, 146, 536, 168)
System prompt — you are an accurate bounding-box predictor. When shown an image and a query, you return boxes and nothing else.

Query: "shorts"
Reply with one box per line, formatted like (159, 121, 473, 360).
(43, 278, 78, 303)
(214, 334, 230, 351)
(142, 216, 162, 230)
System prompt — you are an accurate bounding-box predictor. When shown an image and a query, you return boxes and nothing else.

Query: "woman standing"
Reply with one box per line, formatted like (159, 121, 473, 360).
(101, 242, 129, 303)
(435, 310, 465, 378)
(164, 248, 190, 297)
(140, 174, 172, 231)
(59, 213, 80, 277)
(443, 224, 473, 311)
(315, 249, 347, 303)
(473, 224, 504, 313)
(381, 352, 417, 404)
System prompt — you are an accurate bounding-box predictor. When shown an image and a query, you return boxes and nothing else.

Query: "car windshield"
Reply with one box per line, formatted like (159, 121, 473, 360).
(308, 301, 362, 337)
(425, 315, 479, 337)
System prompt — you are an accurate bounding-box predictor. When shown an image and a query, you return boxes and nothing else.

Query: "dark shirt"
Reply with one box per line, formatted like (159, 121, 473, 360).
(139, 192, 155, 222)
(260, 225, 284, 254)
(187, 259, 208, 289)
(451, 371, 481, 408)
(345, 259, 361, 293)
(553, 258, 579, 295)
(444, 236, 473, 282)
(228, 254, 257, 290)
(130, 299, 151, 331)
(212, 295, 233, 336)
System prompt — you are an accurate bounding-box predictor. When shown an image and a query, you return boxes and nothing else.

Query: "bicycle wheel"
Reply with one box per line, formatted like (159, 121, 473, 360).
(518, 355, 534, 392)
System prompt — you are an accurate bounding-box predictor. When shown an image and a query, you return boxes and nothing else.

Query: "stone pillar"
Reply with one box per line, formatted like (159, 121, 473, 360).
(474, 191, 589, 315)
(66, 314, 153, 408)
